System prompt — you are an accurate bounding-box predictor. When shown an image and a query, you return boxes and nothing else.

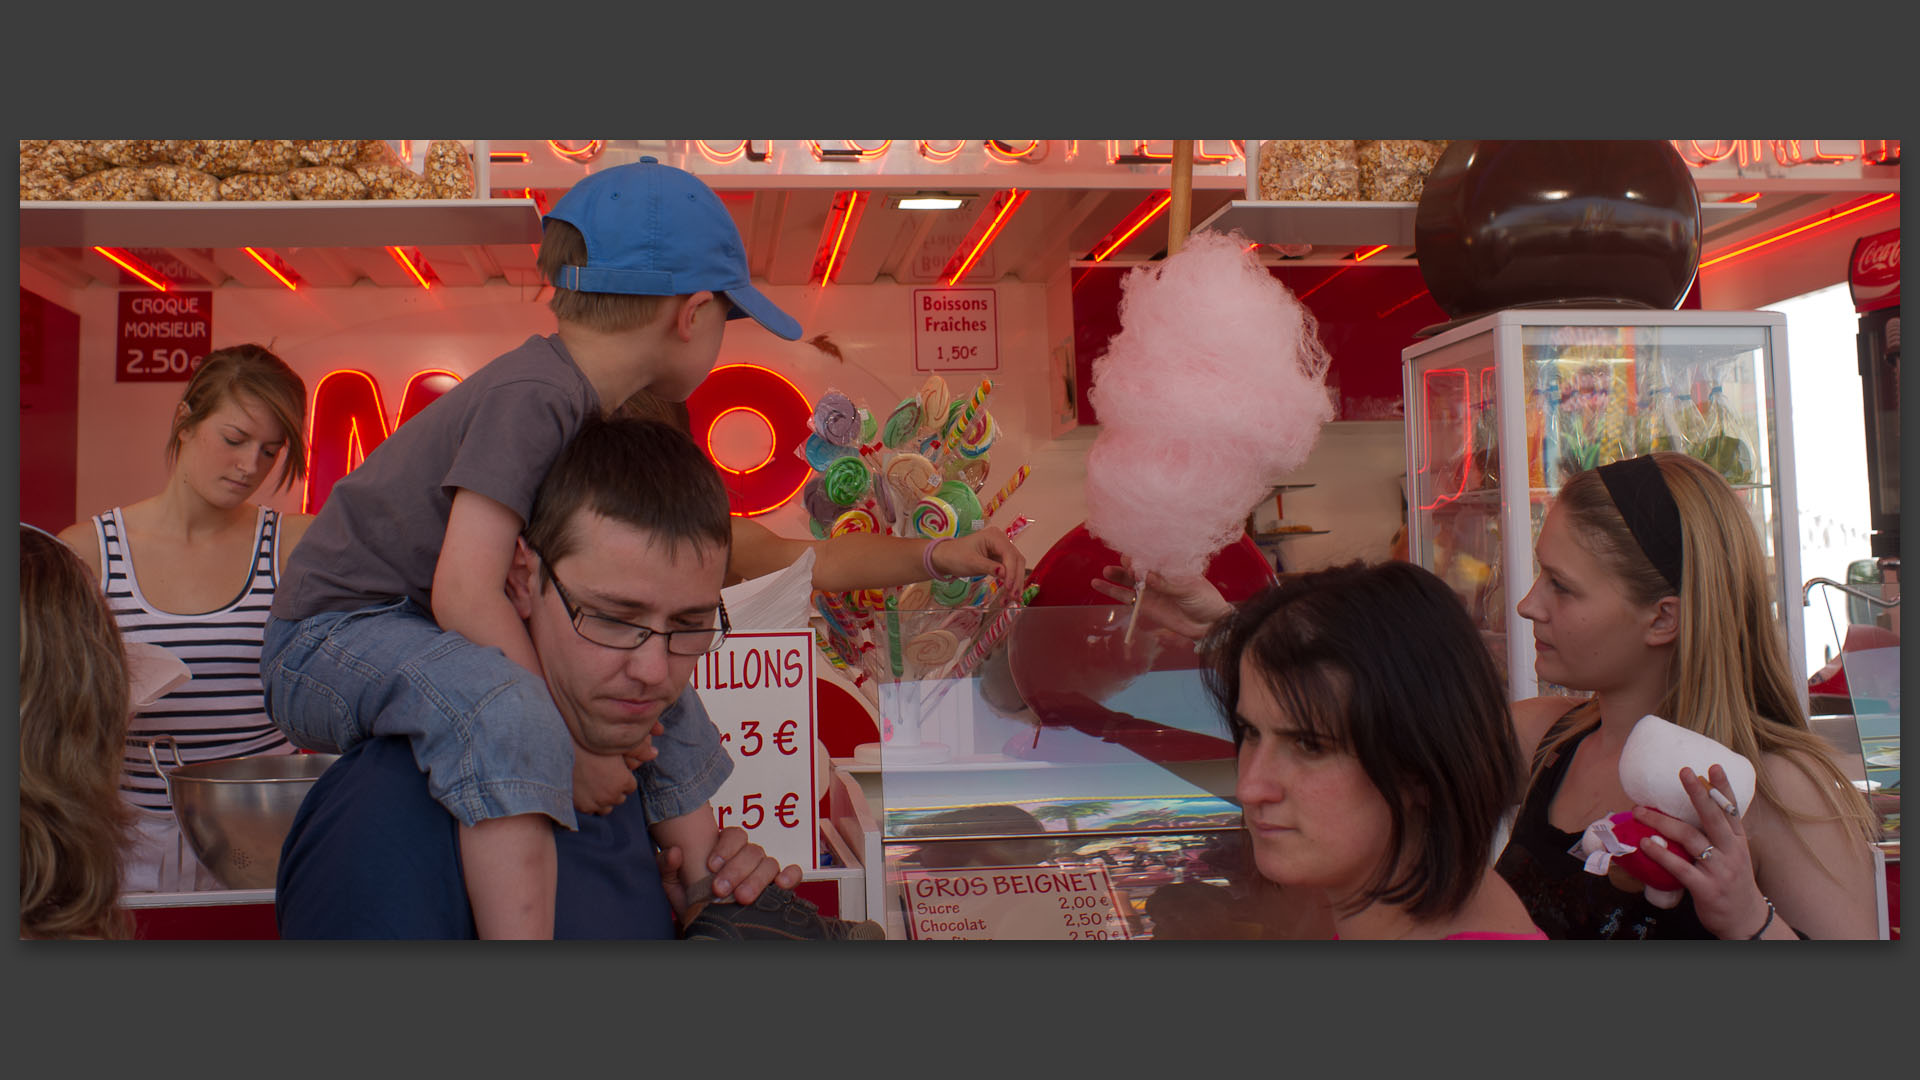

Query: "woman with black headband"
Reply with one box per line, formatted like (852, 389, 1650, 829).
(1500, 452, 1879, 938)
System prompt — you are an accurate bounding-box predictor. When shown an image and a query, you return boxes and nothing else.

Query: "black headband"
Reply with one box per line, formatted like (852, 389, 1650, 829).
(1596, 456, 1684, 594)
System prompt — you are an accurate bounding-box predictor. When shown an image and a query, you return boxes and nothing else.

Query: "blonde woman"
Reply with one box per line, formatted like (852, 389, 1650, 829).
(59, 344, 313, 893)
(1499, 453, 1879, 938)
(20, 526, 137, 939)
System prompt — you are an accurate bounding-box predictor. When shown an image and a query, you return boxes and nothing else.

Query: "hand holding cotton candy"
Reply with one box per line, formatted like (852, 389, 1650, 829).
(1083, 229, 1335, 580)
(1573, 715, 1757, 908)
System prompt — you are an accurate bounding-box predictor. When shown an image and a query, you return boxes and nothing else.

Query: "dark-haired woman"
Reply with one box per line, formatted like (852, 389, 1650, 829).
(1198, 561, 1543, 939)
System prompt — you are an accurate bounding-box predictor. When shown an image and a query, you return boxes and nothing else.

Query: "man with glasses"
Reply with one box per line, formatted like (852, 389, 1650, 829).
(276, 417, 882, 939)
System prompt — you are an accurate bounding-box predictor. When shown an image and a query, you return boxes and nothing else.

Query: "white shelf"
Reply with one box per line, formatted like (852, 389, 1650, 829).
(1196, 199, 1756, 251)
(19, 198, 544, 249)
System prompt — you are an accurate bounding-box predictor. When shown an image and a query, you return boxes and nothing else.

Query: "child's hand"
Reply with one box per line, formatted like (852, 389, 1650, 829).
(571, 747, 638, 816)
(620, 720, 667, 771)
(706, 825, 803, 904)
(1090, 566, 1233, 642)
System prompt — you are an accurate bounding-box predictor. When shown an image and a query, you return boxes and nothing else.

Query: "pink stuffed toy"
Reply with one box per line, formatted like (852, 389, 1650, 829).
(1573, 715, 1757, 908)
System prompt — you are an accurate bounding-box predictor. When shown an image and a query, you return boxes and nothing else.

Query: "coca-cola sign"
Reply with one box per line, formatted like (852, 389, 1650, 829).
(1850, 228, 1900, 313)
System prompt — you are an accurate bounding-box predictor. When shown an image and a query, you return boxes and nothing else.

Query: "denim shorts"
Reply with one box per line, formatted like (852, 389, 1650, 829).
(261, 598, 731, 829)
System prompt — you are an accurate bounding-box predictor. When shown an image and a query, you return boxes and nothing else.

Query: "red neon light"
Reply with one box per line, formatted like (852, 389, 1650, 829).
(547, 140, 604, 160)
(814, 190, 868, 285)
(242, 247, 299, 291)
(1699, 193, 1898, 269)
(707, 406, 779, 474)
(1091, 191, 1172, 262)
(1376, 288, 1431, 319)
(1351, 244, 1390, 263)
(488, 151, 530, 163)
(1296, 266, 1354, 302)
(684, 363, 815, 517)
(810, 140, 892, 161)
(1118, 140, 1235, 163)
(1416, 367, 1471, 511)
(984, 140, 1041, 163)
(944, 189, 1028, 285)
(694, 140, 751, 166)
(917, 140, 966, 163)
(303, 368, 462, 512)
(1719, 192, 1763, 204)
(93, 247, 170, 291)
(387, 246, 433, 290)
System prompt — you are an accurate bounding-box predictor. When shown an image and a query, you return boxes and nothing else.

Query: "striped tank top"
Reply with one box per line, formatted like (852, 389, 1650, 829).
(95, 506, 294, 813)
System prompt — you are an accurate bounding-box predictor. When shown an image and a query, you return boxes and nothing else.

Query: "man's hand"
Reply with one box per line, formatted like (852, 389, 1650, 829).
(703, 825, 803, 905)
(933, 528, 1029, 592)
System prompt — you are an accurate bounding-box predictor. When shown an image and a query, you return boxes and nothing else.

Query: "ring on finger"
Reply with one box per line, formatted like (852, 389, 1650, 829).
(1697, 845, 1717, 863)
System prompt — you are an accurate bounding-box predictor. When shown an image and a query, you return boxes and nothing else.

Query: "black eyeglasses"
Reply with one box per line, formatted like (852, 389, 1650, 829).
(537, 552, 729, 655)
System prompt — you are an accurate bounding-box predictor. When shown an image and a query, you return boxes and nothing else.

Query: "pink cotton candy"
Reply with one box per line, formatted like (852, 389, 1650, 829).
(1084, 229, 1335, 578)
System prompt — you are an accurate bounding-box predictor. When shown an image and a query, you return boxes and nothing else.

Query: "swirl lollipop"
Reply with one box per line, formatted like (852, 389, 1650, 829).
(915, 375, 951, 436)
(882, 398, 923, 449)
(813, 391, 861, 447)
(895, 581, 934, 612)
(930, 577, 974, 606)
(910, 496, 957, 539)
(801, 474, 839, 526)
(905, 629, 960, 670)
(823, 456, 872, 506)
(804, 433, 854, 471)
(935, 479, 984, 537)
(885, 453, 940, 505)
(830, 507, 879, 536)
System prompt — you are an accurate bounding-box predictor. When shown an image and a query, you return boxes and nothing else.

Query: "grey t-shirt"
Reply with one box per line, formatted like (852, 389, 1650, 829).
(273, 334, 601, 621)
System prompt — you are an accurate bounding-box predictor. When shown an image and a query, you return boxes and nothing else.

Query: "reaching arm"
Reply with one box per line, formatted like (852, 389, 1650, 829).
(431, 488, 542, 676)
(729, 517, 1028, 594)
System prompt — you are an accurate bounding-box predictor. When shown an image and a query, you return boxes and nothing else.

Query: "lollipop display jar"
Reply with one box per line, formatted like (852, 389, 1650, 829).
(827, 603, 1320, 940)
(1402, 309, 1806, 702)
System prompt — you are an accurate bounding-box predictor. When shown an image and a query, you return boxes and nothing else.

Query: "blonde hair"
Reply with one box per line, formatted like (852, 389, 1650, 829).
(166, 344, 308, 492)
(1536, 453, 1877, 853)
(19, 526, 136, 939)
(537, 218, 671, 333)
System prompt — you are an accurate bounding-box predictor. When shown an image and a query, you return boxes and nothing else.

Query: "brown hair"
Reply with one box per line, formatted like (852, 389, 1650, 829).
(537, 218, 672, 333)
(166, 344, 308, 492)
(1536, 452, 1877, 851)
(19, 526, 136, 939)
(523, 416, 732, 588)
(1205, 561, 1522, 920)
(614, 388, 693, 434)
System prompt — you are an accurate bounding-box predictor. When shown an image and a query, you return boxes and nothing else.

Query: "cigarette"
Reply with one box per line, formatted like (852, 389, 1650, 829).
(1707, 787, 1738, 817)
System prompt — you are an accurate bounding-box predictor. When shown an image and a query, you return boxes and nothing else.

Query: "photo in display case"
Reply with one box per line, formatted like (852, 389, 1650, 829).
(1401, 310, 1804, 703)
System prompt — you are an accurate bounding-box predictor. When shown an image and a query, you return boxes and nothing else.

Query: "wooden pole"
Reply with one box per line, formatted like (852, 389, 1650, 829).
(1167, 139, 1195, 256)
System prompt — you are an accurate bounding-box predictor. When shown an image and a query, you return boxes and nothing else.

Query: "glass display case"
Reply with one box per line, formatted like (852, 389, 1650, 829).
(1402, 310, 1804, 702)
(825, 604, 1323, 940)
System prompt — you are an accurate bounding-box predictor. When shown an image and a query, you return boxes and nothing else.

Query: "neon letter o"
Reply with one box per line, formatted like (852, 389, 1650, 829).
(685, 364, 815, 517)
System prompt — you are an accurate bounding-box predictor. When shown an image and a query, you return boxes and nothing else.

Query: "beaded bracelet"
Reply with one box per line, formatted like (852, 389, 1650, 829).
(1746, 895, 1777, 939)
(923, 537, 956, 582)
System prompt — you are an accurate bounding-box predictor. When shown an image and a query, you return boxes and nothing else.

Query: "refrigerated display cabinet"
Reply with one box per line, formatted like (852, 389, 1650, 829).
(1401, 309, 1805, 704)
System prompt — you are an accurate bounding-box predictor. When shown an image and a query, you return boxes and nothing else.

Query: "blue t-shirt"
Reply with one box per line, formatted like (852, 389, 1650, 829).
(276, 736, 677, 939)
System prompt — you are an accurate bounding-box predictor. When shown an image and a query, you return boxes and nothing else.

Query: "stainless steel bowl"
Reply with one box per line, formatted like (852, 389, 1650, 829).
(149, 737, 339, 891)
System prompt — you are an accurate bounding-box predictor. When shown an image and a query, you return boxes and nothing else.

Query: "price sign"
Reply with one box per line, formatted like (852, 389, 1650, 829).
(912, 288, 999, 372)
(115, 291, 212, 383)
(899, 864, 1133, 941)
(689, 630, 817, 869)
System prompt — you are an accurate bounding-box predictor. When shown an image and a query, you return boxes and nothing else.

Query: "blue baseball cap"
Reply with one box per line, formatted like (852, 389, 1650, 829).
(542, 157, 802, 341)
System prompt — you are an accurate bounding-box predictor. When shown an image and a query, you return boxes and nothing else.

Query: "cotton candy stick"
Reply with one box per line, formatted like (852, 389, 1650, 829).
(980, 463, 1031, 520)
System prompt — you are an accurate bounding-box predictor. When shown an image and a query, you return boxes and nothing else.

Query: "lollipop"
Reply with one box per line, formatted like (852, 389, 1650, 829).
(915, 376, 951, 435)
(895, 581, 934, 612)
(910, 496, 957, 539)
(813, 391, 861, 447)
(943, 454, 991, 492)
(830, 507, 879, 536)
(930, 577, 973, 606)
(981, 464, 1030, 519)
(823, 456, 872, 506)
(869, 468, 898, 527)
(885, 453, 940, 504)
(859, 407, 878, 444)
(904, 629, 960, 669)
(808, 518, 828, 540)
(955, 410, 997, 459)
(935, 479, 984, 537)
(801, 474, 839, 526)
(804, 433, 854, 471)
(814, 593, 855, 636)
(882, 398, 923, 448)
